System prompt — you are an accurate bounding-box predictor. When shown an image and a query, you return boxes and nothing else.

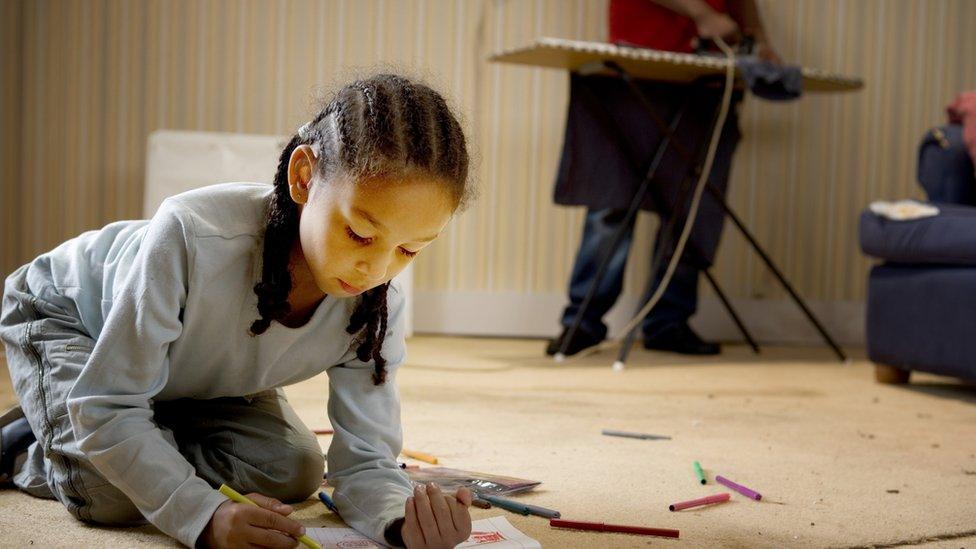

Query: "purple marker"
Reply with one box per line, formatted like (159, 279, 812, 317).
(715, 475, 762, 501)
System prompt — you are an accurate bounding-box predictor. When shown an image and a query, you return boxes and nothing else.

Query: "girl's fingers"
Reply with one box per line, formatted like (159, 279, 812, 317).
(241, 506, 305, 540)
(454, 487, 473, 507)
(426, 484, 455, 541)
(446, 493, 472, 538)
(245, 492, 294, 515)
(242, 524, 301, 549)
(402, 496, 425, 548)
(412, 484, 443, 547)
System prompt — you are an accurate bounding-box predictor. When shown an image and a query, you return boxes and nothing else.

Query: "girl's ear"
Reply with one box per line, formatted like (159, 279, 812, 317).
(287, 144, 317, 205)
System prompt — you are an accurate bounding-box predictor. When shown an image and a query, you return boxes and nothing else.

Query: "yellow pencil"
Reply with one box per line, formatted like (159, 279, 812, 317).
(218, 484, 322, 549)
(401, 448, 439, 464)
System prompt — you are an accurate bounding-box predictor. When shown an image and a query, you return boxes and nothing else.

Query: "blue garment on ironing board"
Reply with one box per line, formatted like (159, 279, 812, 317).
(737, 57, 803, 101)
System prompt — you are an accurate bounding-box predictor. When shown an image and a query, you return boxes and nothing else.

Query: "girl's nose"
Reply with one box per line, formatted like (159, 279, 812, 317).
(356, 254, 390, 282)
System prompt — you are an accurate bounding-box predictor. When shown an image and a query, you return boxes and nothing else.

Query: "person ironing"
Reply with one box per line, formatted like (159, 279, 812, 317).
(547, 0, 781, 357)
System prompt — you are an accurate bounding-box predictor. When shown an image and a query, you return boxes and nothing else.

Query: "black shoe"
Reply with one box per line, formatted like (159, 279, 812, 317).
(545, 327, 602, 357)
(1, 405, 34, 485)
(643, 323, 721, 355)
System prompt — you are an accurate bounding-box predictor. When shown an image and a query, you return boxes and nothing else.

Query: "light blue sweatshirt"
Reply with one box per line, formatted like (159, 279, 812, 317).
(37, 182, 413, 546)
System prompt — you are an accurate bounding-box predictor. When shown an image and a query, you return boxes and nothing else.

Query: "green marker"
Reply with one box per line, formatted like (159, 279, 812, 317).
(693, 461, 706, 485)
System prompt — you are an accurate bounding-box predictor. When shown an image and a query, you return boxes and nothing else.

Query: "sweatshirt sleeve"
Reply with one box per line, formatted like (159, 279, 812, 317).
(326, 282, 414, 546)
(65, 198, 227, 547)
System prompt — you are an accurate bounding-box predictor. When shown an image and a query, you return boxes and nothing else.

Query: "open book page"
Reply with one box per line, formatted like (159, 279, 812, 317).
(305, 516, 540, 549)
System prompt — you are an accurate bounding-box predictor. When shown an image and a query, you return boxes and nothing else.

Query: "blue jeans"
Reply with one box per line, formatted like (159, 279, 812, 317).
(560, 205, 723, 341)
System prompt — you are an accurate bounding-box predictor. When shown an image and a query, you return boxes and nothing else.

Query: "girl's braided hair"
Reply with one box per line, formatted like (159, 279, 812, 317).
(249, 74, 471, 385)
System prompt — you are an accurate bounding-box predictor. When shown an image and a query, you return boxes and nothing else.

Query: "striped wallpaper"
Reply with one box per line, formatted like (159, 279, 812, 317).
(2, 0, 975, 321)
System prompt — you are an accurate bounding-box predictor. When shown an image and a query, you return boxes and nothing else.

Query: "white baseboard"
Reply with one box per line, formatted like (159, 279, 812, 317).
(412, 290, 864, 346)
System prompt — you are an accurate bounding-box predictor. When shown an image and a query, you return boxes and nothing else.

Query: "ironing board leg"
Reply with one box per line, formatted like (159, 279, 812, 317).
(608, 63, 847, 363)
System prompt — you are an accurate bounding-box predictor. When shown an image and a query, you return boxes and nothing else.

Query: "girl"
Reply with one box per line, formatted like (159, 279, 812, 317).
(0, 73, 474, 548)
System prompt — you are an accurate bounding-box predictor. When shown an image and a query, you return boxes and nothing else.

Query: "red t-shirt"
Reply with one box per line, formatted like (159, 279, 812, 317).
(609, 0, 729, 53)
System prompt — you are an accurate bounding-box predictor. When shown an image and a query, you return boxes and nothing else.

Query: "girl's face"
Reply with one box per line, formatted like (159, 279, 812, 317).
(287, 145, 456, 298)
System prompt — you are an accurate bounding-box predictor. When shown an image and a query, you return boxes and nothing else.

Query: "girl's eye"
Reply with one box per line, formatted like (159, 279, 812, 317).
(347, 226, 417, 257)
(345, 226, 372, 244)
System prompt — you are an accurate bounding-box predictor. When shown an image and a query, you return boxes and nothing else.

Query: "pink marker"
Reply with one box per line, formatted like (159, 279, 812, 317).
(669, 492, 730, 511)
(716, 475, 762, 500)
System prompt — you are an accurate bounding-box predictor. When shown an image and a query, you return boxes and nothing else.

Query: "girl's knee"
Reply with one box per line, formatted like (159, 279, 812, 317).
(277, 446, 325, 502)
(81, 504, 147, 527)
(230, 443, 324, 502)
(64, 483, 146, 527)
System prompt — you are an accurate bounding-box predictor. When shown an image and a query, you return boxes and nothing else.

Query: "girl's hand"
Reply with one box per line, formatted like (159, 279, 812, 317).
(401, 483, 473, 549)
(200, 492, 305, 548)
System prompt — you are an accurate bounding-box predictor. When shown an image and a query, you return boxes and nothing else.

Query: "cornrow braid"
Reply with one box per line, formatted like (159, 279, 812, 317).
(368, 79, 400, 159)
(397, 80, 431, 167)
(250, 73, 472, 385)
(431, 94, 461, 182)
(357, 83, 376, 121)
(336, 95, 359, 169)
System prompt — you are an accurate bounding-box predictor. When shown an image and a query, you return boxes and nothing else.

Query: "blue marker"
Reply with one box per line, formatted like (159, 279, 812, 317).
(318, 491, 340, 516)
(478, 494, 560, 519)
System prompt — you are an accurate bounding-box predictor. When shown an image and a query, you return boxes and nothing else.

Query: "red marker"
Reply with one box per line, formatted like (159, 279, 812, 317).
(669, 492, 731, 511)
(550, 519, 679, 538)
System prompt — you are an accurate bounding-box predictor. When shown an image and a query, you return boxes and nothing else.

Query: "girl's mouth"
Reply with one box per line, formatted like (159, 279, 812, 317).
(338, 279, 364, 295)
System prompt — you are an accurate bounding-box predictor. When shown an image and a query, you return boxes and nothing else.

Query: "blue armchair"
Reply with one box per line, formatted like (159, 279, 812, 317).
(859, 124, 976, 384)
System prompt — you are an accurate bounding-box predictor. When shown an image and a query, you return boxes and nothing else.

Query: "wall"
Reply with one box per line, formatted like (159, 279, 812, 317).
(3, 0, 975, 343)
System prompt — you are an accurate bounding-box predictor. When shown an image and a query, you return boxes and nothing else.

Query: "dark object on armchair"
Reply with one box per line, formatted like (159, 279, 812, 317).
(859, 124, 976, 384)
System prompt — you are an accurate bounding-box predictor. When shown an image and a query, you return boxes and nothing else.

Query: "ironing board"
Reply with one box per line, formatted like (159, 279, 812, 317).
(489, 37, 862, 92)
(490, 38, 863, 364)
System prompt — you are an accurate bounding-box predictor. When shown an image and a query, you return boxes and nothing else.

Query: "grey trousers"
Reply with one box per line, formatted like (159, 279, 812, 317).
(0, 264, 325, 528)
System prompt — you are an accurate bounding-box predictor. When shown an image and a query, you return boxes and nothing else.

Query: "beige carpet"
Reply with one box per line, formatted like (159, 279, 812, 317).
(2, 337, 975, 548)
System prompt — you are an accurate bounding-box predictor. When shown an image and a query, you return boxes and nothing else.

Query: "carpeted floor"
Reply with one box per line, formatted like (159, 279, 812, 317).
(2, 336, 975, 548)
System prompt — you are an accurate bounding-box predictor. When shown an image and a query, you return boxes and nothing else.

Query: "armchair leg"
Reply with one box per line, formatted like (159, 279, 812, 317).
(875, 363, 911, 384)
